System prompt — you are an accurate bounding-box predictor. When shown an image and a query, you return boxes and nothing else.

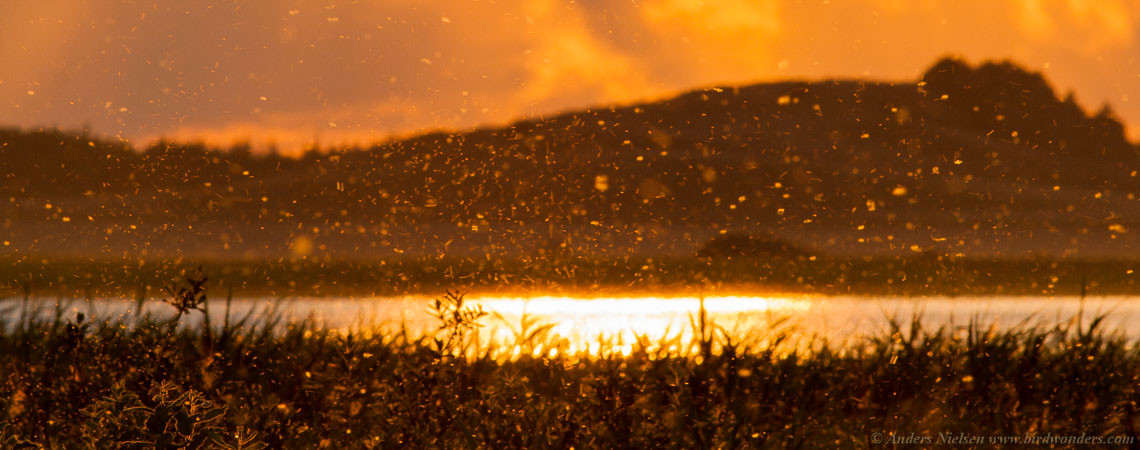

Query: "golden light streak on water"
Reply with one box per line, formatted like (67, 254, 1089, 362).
(469, 294, 813, 357)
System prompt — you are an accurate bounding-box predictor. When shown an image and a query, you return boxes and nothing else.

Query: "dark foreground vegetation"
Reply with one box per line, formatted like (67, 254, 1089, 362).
(3, 274, 1140, 447)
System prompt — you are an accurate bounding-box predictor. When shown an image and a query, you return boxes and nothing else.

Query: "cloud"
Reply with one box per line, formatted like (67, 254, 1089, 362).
(637, 0, 782, 82)
(641, 0, 782, 51)
(503, 0, 655, 114)
(1, 0, 1138, 149)
(1015, 0, 1135, 52)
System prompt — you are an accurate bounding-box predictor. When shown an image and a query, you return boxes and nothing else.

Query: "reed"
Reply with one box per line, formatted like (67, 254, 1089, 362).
(1, 280, 1139, 447)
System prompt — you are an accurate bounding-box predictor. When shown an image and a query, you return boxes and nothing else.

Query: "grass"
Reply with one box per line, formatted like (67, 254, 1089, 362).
(2, 271, 1140, 447)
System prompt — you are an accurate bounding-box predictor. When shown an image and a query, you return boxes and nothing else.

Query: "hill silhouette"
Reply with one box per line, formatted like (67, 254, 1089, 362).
(2, 57, 1138, 259)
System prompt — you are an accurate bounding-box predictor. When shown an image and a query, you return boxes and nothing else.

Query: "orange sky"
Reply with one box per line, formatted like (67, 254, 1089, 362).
(1, 0, 1138, 152)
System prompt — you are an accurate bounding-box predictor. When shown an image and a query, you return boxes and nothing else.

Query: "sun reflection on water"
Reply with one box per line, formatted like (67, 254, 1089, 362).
(467, 294, 814, 357)
(23, 293, 1140, 359)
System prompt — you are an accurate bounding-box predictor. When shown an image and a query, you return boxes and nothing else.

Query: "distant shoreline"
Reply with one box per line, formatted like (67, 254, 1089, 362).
(2, 255, 1138, 299)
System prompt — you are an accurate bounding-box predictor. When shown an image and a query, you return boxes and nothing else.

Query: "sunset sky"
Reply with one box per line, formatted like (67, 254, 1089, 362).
(2, 0, 1138, 152)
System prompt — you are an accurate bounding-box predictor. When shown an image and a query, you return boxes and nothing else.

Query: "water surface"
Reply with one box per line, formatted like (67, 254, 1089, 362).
(7, 294, 1135, 354)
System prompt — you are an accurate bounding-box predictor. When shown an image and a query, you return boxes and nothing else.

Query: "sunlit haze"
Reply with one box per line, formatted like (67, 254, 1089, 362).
(8, 2, 1140, 444)
(2, 0, 1138, 152)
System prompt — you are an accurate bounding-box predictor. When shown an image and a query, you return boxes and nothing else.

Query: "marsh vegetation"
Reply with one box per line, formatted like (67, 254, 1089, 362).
(2, 271, 1139, 447)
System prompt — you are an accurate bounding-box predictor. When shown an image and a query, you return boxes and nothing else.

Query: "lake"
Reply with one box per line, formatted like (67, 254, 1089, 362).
(5, 294, 1136, 355)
